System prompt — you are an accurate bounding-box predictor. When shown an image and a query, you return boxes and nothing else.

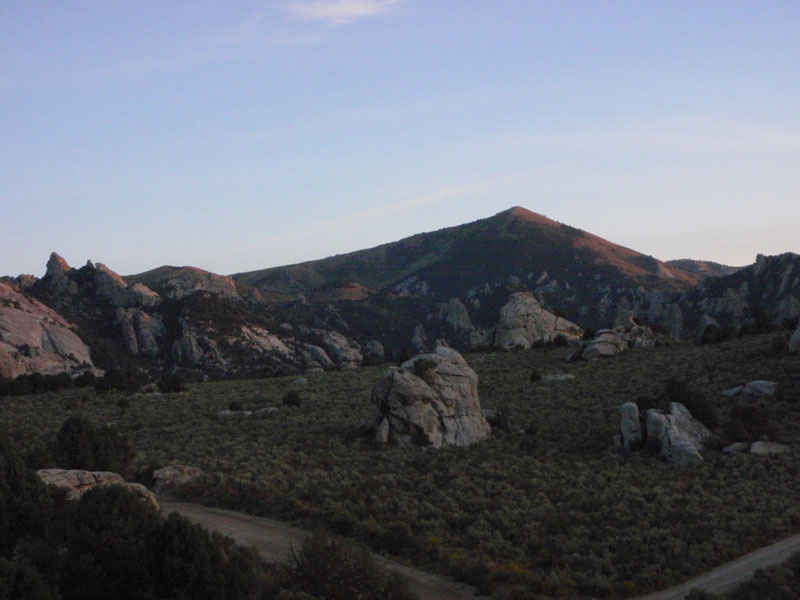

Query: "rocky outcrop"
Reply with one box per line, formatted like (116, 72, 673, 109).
(116, 309, 164, 356)
(152, 465, 203, 493)
(645, 403, 711, 465)
(438, 298, 473, 330)
(94, 263, 161, 308)
(161, 268, 239, 300)
(43, 252, 78, 295)
(307, 328, 362, 367)
(36, 468, 158, 508)
(371, 346, 491, 448)
(0, 281, 94, 378)
(492, 292, 582, 350)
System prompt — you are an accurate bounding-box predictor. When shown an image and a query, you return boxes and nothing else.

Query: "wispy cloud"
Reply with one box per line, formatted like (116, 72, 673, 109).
(286, 0, 405, 25)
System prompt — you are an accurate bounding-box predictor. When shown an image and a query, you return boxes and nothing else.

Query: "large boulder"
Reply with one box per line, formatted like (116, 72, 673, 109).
(492, 292, 583, 350)
(582, 330, 628, 359)
(371, 346, 491, 448)
(37, 468, 158, 508)
(0, 281, 94, 378)
(618, 402, 642, 449)
(645, 403, 711, 465)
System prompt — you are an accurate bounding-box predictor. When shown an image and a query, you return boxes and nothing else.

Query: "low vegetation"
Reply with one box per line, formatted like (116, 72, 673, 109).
(1, 332, 798, 598)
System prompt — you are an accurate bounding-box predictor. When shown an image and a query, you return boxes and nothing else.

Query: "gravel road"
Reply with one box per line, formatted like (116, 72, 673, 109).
(160, 500, 480, 600)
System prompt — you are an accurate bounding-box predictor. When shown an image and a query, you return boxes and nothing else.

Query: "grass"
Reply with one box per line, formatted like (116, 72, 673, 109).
(2, 332, 799, 598)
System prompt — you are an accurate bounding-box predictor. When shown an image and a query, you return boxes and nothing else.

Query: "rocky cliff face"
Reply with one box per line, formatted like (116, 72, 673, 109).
(0, 281, 94, 378)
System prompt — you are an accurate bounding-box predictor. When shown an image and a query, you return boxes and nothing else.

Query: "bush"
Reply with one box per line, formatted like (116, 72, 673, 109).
(582, 328, 596, 341)
(0, 557, 59, 600)
(413, 359, 437, 381)
(157, 373, 185, 394)
(93, 369, 148, 394)
(664, 378, 718, 429)
(553, 335, 568, 348)
(52, 416, 135, 475)
(228, 400, 244, 411)
(283, 530, 415, 600)
(282, 390, 301, 408)
(530, 370, 542, 383)
(724, 405, 772, 443)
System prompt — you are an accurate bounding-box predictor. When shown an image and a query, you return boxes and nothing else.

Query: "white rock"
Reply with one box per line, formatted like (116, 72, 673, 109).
(750, 441, 790, 455)
(371, 346, 491, 448)
(743, 381, 778, 396)
(619, 402, 642, 449)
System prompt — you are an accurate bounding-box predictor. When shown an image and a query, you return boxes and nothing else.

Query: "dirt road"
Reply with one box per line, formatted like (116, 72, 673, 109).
(160, 500, 480, 600)
(162, 500, 800, 600)
(635, 532, 800, 600)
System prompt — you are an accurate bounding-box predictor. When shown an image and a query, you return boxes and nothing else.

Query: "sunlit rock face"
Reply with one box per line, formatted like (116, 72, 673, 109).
(0, 281, 94, 378)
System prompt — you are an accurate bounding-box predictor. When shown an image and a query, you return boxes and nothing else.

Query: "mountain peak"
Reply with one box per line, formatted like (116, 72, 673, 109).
(500, 206, 561, 227)
(46, 252, 71, 276)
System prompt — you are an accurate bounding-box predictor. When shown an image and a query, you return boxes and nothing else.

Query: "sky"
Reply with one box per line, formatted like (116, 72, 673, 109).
(2, 0, 799, 277)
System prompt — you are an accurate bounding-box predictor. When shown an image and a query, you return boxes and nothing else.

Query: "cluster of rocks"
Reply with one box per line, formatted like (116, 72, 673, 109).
(615, 401, 712, 465)
(568, 311, 660, 362)
(37, 464, 204, 506)
(370, 346, 491, 448)
(36, 468, 158, 508)
(722, 380, 779, 398)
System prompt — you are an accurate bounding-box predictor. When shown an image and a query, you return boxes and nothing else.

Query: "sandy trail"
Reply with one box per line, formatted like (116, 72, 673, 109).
(160, 500, 481, 600)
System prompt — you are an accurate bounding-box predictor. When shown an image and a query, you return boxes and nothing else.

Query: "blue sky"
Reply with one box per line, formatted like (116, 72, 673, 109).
(2, 1, 798, 277)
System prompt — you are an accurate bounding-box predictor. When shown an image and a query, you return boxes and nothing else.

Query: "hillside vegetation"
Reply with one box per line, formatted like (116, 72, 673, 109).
(1, 332, 799, 598)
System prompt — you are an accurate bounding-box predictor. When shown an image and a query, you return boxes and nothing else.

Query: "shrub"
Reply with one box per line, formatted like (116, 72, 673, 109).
(157, 373, 185, 394)
(530, 370, 542, 383)
(397, 347, 413, 365)
(664, 378, 718, 429)
(282, 390, 301, 408)
(413, 359, 437, 381)
(552, 335, 568, 348)
(283, 530, 415, 600)
(93, 368, 148, 394)
(228, 400, 244, 411)
(73, 371, 96, 387)
(0, 557, 58, 600)
(52, 416, 135, 475)
(582, 328, 596, 341)
(724, 405, 772, 443)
